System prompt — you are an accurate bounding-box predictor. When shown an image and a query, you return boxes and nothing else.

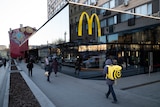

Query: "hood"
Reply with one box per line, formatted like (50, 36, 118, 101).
(105, 59, 112, 65)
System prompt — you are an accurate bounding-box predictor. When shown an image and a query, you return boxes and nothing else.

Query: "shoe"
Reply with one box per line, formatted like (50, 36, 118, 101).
(112, 101, 117, 104)
(105, 93, 109, 99)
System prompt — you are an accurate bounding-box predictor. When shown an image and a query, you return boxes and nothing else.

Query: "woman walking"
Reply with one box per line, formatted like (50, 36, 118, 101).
(44, 56, 52, 82)
(52, 58, 58, 77)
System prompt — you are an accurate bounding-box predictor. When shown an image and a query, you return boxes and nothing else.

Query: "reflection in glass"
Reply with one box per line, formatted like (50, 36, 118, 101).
(28, 2, 160, 75)
(29, 5, 69, 46)
(68, 2, 160, 73)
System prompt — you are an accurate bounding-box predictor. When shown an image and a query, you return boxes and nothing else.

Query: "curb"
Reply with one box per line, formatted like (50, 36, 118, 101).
(20, 71, 56, 107)
(3, 59, 56, 107)
(3, 71, 56, 107)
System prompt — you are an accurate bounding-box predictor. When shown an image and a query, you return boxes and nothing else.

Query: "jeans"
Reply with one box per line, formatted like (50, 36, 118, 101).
(106, 84, 117, 101)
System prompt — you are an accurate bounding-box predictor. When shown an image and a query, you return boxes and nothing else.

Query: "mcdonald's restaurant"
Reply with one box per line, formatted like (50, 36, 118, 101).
(29, 3, 160, 76)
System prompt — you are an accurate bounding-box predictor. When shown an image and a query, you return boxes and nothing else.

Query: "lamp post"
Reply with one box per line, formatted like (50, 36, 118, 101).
(47, 41, 51, 55)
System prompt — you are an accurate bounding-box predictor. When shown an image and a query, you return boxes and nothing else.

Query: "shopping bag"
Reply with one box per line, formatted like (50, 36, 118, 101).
(44, 71, 49, 76)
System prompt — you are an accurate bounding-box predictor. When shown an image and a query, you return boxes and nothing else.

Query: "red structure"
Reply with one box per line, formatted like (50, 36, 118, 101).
(9, 26, 36, 58)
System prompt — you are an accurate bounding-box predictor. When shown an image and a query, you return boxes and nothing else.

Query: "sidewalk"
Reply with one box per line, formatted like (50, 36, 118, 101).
(17, 61, 160, 107)
(0, 64, 8, 107)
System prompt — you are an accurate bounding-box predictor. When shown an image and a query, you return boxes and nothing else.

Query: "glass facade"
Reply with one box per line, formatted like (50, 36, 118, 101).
(68, 3, 160, 75)
(29, 5, 70, 46)
(29, 2, 160, 76)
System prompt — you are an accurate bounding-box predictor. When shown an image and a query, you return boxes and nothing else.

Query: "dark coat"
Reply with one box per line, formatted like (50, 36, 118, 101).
(27, 62, 33, 69)
(52, 59, 58, 72)
(45, 64, 52, 73)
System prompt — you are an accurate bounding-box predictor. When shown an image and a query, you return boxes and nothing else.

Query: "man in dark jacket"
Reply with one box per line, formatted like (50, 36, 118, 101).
(27, 61, 34, 77)
(103, 57, 118, 104)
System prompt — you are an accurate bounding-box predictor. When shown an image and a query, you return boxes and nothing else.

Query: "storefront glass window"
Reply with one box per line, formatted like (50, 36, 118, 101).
(107, 34, 118, 43)
(28, 2, 160, 75)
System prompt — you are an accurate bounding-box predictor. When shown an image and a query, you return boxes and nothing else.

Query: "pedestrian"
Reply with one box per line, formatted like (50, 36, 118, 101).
(103, 55, 118, 104)
(52, 58, 58, 77)
(45, 63, 52, 82)
(75, 57, 81, 75)
(27, 61, 34, 77)
(57, 57, 62, 72)
(3, 58, 6, 67)
(44, 56, 52, 82)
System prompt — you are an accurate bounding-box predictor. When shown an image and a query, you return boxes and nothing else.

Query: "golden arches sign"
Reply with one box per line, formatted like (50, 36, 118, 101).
(78, 12, 101, 37)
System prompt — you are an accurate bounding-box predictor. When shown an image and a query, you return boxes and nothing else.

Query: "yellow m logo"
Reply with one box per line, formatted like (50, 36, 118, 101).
(78, 12, 101, 37)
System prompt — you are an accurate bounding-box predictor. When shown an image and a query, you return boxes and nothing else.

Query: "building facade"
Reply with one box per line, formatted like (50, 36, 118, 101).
(69, 0, 160, 72)
(47, 0, 67, 19)
(47, 0, 157, 19)
(0, 45, 9, 59)
(9, 26, 36, 59)
(31, 0, 160, 76)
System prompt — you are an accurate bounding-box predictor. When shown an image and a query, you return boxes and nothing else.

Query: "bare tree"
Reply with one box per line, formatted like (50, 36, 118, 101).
(52, 38, 65, 45)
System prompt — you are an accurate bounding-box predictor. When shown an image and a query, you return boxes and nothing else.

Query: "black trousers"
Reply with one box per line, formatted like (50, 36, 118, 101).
(106, 84, 117, 101)
(47, 71, 51, 81)
(28, 68, 32, 76)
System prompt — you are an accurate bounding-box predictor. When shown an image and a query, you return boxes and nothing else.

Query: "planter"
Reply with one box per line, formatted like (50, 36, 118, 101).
(9, 72, 41, 107)
(10, 66, 18, 70)
(4, 59, 56, 107)
(8, 59, 41, 107)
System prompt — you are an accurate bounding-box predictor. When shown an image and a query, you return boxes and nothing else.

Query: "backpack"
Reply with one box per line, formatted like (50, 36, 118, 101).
(27, 62, 33, 68)
(106, 65, 122, 80)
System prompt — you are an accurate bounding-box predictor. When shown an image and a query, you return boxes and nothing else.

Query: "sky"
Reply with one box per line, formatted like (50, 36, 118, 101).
(0, 0, 47, 47)
(1, 1, 160, 48)
(29, 5, 70, 46)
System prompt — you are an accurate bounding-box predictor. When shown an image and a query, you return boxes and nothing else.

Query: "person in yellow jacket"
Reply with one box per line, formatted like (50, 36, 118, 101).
(103, 57, 118, 104)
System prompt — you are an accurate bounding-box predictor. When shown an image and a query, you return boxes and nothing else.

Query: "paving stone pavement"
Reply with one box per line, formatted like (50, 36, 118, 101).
(1, 60, 160, 107)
